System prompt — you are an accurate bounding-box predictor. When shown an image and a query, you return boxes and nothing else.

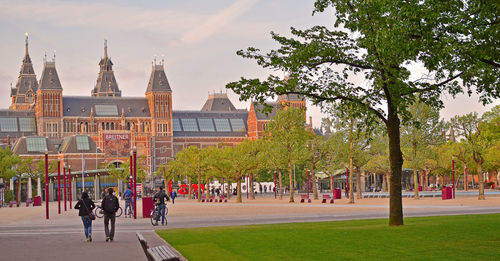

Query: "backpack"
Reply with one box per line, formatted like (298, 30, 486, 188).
(103, 195, 117, 213)
(124, 189, 132, 200)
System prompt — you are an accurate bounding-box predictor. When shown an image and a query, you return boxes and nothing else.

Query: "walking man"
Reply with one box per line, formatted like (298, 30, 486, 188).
(102, 187, 119, 242)
(153, 187, 170, 225)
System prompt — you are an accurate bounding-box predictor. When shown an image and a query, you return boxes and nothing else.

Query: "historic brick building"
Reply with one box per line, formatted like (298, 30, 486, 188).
(2, 36, 307, 181)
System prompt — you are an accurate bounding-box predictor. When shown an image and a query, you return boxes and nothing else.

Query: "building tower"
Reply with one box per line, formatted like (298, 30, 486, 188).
(10, 33, 38, 110)
(35, 55, 63, 138)
(91, 39, 122, 97)
(146, 57, 172, 137)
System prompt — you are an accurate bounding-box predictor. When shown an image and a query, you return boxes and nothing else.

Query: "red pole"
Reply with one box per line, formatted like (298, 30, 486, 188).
(44, 151, 49, 220)
(129, 151, 133, 198)
(63, 166, 67, 211)
(425, 169, 428, 191)
(452, 159, 455, 199)
(331, 176, 334, 197)
(57, 160, 61, 214)
(274, 171, 277, 199)
(68, 167, 72, 209)
(133, 148, 137, 219)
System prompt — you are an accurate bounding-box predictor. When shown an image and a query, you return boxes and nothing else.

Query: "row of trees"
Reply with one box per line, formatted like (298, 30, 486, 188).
(156, 104, 499, 206)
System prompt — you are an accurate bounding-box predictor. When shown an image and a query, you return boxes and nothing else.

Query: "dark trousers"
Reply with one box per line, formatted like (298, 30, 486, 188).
(104, 213, 116, 240)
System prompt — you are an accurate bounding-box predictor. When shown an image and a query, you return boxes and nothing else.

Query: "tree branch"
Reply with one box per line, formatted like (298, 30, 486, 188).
(285, 91, 388, 124)
(404, 72, 464, 95)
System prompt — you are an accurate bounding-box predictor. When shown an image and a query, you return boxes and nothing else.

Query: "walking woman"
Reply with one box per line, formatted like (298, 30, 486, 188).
(75, 191, 95, 242)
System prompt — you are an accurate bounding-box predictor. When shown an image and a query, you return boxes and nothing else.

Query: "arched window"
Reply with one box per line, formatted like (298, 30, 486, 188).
(101, 122, 105, 130)
(110, 122, 114, 130)
(106, 122, 109, 130)
(126, 122, 130, 130)
(85, 122, 89, 133)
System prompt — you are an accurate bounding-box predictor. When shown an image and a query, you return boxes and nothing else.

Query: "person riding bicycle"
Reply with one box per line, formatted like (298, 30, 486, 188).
(152, 187, 170, 225)
(123, 185, 133, 217)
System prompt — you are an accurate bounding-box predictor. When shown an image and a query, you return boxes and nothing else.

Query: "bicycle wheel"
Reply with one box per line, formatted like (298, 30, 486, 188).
(116, 207, 123, 217)
(94, 207, 104, 218)
(150, 210, 158, 226)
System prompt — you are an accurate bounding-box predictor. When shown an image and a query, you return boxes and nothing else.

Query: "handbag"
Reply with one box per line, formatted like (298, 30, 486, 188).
(82, 200, 96, 220)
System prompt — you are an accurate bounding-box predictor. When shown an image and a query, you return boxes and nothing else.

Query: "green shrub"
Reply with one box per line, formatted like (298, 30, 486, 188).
(4, 189, 14, 203)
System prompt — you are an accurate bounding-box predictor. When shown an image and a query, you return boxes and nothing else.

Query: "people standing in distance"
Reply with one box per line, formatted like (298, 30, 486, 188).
(170, 190, 176, 205)
(102, 187, 119, 242)
(153, 187, 170, 225)
(123, 185, 133, 217)
(74, 191, 95, 242)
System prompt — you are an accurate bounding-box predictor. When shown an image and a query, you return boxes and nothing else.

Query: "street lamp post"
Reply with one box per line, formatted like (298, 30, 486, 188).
(133, 147, 137, 219)
(44, 150, 49, 219)
(57, 159, 61, 214)
(63, 164, 67, 211)
(68, 166, 72, 208)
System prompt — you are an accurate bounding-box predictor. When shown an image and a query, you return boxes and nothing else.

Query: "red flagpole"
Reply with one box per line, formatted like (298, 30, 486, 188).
(63, 165, 67, 211)
(45, 151, 49, 219)
(68, 166, 72, 209)
(133, 147, 137, 219)
(57, 159, 61, 214)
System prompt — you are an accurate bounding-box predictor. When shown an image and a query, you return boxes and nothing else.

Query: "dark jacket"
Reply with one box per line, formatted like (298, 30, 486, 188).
(153, 190, 170, 204)
(75, 198, 95, 216)
(101, 194, 120, 215)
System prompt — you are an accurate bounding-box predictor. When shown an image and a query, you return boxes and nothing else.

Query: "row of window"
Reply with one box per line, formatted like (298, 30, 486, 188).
(172, 118, 246, 132)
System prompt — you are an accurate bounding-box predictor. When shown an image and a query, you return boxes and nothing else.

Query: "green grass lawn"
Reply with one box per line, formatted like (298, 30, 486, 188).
(157, 214, 500, 261)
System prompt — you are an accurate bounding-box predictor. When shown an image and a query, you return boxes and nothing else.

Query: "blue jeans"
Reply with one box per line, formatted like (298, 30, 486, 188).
(159, 204, 166, 224)
(81, 216, 92, 238)
(125, 199, 133, 215)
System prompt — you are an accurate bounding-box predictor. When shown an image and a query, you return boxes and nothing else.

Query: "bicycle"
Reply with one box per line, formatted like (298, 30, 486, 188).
(150, 203, 168, 226)
(94, 204, 123, 218)
(124, 198, 133, 218)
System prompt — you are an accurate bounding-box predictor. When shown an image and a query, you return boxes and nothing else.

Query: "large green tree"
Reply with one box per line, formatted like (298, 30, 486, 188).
(227, 1, 499, 225)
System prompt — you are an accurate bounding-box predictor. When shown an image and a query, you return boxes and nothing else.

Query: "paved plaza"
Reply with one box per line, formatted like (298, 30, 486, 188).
(1, 193, 500, 260)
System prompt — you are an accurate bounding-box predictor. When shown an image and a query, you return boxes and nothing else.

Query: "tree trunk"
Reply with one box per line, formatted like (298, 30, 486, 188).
(205, 178, 210, 201)
(356, 167, 362, 200)
(312, 162, 319, 200)
(477, 163, 485, 200)
(188, 177, 192, 200)
(288, 161, 294, 203)
(197, 172, 202, 202)
(164, 178, 170, 196)
(382, 173, 387, 192)
(279, 169, 283, 200)
(414, 170, 419, 199)
(236, 178, 242, 203)
(250, 174, 255, 200)
(348, 119, 354, 204)
(387, 113, 404, 226)
(226, 180, 231, 200)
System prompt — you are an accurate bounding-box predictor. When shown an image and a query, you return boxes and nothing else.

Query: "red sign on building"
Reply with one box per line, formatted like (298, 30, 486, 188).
(103, 134, 130, 157)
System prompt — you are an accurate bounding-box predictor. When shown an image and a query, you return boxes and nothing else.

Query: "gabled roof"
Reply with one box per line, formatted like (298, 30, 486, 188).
(60, 135, 102, 154)
(172, 110, 248, 137)
(0, 110, 37, 139)
(201, 93, 237, 112)
(38, 61, 62, 90)
(11, 136, 60, 155)
(146, 64, 172, 93)
(253, 102, 282, 120)
(62, 96, 151, 117)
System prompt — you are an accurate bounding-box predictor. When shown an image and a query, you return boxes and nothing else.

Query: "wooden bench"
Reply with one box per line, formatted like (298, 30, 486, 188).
(9, 200, 17, 208)
(300, 195, 311, 203)
(26, 199, 33, 207)
(136, 232, 184, 261)
(322, 195, 334, 204)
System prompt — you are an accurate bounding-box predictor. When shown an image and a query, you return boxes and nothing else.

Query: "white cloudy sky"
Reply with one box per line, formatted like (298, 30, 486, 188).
(0, 0, 497, 127)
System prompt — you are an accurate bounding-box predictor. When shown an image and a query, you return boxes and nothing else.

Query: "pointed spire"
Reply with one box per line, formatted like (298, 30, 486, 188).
(104, 37, 108, 58)
(25, 32, 29, 56)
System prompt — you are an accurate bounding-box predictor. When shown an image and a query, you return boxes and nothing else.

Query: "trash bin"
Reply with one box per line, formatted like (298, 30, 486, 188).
(442, 187, 452, 200)
(334, 189, 342, 199)
(33, 196, 42, 206)
(418, 186, 423, 192)
(142, 197, 154, 218)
